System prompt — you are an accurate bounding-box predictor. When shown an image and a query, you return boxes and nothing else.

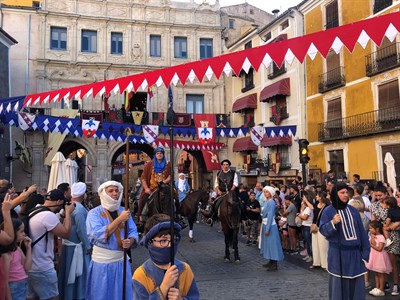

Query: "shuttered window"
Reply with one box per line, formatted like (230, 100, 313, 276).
(328, 150, 345, 176)
(326, 0, 339, 29)
(378, 80, 400, 109)
(327, 97, 342, 121)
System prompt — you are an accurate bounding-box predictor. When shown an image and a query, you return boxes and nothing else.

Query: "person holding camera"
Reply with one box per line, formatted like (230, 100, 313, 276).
(58, 182, 91, 300)
(27, 188, 75, 300)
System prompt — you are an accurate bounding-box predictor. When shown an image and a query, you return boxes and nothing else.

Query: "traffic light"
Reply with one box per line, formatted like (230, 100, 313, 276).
(299, 139, 310, 164)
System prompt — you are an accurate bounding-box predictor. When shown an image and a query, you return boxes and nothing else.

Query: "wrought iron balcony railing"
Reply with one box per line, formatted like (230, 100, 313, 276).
(318, 105, 400, 142)
(318, 66, 345, 93)
(373, 0, 392, 14)
(365, 43, 400, 77)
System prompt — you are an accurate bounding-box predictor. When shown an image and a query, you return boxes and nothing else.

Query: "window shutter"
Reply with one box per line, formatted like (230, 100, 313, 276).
(327, 98, 342, 121)
(379, 80, 400, 109)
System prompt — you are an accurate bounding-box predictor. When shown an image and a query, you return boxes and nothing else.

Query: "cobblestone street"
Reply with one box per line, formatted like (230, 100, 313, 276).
(130, 221, 394, 300)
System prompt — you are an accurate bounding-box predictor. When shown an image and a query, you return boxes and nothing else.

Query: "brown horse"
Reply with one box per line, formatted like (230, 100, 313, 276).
(180, 189, 209, 242)
(218, 190, 241, 262)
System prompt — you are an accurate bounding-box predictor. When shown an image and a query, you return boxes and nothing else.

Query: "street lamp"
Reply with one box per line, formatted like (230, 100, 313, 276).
(5, 143, 23, 162)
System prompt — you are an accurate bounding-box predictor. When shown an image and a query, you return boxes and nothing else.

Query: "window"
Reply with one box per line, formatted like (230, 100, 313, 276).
(50, 27, 67, 50)
(174, 37, 187, 59)
(326, 97, 343, 137)
(264, 32, 271, 41)
(111, 32, 123, 55)
(374, 0, 392, 14)
(33, 1, 40, 8)
(150, 35, 161, 57)
(243, 110, 255, 128)
(328, 150, 345, 177)
(242, 41, 254, 92)
(81, 30, 97, 53)
(200, 38, 213, 59)
(186, 94, 204, 114)
(281, 20, 289, 30)
(325, 0, 339, 29)
(378, 80, 400, 109)
(229, 19, 235, 29)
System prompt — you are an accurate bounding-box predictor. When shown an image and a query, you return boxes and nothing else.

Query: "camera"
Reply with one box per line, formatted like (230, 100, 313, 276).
(63, 199, 75, 209)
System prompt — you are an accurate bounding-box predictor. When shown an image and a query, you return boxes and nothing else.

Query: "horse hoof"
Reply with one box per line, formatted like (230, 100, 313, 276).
(189, 238, 196, 243)
(224, 257, 230, 262)
(235, 259, 240, 263)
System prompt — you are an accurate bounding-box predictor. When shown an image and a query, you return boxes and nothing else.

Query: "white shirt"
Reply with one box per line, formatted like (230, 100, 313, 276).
(301, 206, 314, 227)
(29, 210, 59, 272)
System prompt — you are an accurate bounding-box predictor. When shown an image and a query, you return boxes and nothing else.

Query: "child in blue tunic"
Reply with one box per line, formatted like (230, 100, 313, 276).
(132, 214, 199, 299)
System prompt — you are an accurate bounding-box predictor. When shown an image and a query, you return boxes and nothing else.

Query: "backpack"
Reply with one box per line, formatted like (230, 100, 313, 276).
(20, 206, 51, 249)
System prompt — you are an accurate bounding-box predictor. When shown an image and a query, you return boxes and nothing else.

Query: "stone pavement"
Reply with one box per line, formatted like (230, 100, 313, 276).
(130, 221, 395, 299)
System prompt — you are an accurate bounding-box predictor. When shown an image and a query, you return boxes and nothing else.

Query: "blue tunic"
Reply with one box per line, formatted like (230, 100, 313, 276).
(86, 206, 138, 300)
(58, 202, 91, 300)
(260, 199, 284, 261)
(132, 259, 199, 300)
(319, 205, 370, 300)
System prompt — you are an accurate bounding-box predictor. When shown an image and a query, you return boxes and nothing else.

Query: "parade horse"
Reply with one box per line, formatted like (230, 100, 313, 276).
(180, 189, 209, 242)
(218, 190, 241, 262)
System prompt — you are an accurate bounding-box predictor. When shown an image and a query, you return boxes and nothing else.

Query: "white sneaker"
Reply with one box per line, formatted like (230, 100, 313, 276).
(371, 289, 385, 297)
(369, 288, 378, 295)
(392, 284, 399, 296)
(305, 257, 313, 263)
(385, 238, 393, 247)
(302, 255, 310, 261)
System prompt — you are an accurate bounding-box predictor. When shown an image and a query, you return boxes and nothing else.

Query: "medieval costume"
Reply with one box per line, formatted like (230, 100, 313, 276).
(319, 182, 370, 300)
(86, 181, 138, 300)
(260, 186, 284, 271)
(132, 221, 199, 299)
(58, 182, 91, 300)
(138, 147, 171, 220)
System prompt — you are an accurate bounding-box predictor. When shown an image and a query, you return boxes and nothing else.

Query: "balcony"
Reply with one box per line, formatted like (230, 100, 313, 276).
(373, 0, 392, 14)
(318, 105, 400, 142)
(365, 43, 400, 77)
(318, 66, 345, 93)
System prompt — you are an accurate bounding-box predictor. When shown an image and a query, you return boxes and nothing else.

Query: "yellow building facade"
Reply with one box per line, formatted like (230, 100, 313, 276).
(1, 0, 40, 7)
(303, 0, 400, 185)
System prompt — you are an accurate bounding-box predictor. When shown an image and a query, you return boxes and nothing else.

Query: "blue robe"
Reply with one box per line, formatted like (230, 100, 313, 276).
(260, 199, 284, 261)
(132, 259, 199, 299)
(86, 206, 138, 300)
(319, 205, 370, 300)
(176, 180, 190, 203)
(58, 202, 91, 300)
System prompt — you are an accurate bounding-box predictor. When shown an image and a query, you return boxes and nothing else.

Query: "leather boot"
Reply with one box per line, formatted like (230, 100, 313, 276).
(267, 260, 278, 271)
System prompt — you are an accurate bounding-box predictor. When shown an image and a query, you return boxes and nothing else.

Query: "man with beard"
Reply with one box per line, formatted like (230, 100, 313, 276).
(27, 189, 75, 300)
(319, 182, 370, 300)
(86, 181, 138, 300)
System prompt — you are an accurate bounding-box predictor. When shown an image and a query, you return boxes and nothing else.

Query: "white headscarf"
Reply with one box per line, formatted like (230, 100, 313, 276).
(98, 181, 123, 212)
(263, 186, 276, 198)
(178, 173, 186, 192)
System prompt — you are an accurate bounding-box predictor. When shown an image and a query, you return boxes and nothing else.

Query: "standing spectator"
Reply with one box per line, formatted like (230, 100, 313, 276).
(370, 182, 400, 296)
(310, 191, 329, 270)
(307, 174, 317, 187)
(319, 182, 370, 300)
(58, 182, 91, 300)
(245, 191, 260, 246)
(365, 221, 393, 297)
(282, 195, 298, 254)
(254, 182, 263, 201)
(260, 186, 284, 271)
(382, 197, 400, 247)
(27, 189, 75, 300)
(289, 185, 301, 213)
(3, 218, 32, 300)
(298, 192, 314, 264)
(325, 170, 336, 184)
(0, 194, 14, 300)
(132, 214, 199, 299)
(86, 180, 138, 300)
(57, 183, 72, 202)
(352, 174, 361, 185)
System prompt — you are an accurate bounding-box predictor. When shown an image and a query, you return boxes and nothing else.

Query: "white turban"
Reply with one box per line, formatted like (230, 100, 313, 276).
(263, 186, 276, 197)
(98, 181, 123, 212)
(71, 182, 87, 198)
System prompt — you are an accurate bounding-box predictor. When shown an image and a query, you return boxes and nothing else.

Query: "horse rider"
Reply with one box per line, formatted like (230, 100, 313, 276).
(175, 173, 190, 219)
(138, 147, 171, 223)
(207, 159, 239, 225)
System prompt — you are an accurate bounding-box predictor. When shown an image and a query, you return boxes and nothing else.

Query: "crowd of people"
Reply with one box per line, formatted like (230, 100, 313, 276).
(214, 170, 400, 299)
(1, 154, 400, 299)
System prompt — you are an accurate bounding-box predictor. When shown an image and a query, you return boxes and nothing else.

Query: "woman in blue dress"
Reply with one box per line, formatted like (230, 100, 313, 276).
(260, 186, 284, 271)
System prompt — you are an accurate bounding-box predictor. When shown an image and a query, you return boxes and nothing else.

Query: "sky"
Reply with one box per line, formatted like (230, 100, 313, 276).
(194, 0, 302, 15)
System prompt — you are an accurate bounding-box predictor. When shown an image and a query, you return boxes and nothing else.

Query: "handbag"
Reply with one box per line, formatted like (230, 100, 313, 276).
(310, 223, 318, 233)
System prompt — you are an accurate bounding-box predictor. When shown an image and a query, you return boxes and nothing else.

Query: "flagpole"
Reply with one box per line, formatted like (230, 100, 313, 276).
(122, 128, 131, 300)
